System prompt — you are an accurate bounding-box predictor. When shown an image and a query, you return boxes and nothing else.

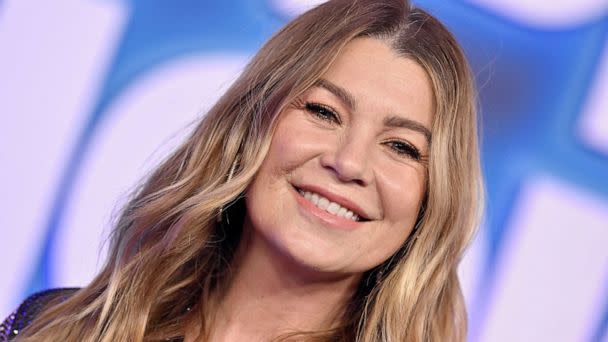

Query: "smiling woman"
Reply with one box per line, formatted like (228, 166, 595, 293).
(246, 38, 433, 280)
(2, 0, 483, 341)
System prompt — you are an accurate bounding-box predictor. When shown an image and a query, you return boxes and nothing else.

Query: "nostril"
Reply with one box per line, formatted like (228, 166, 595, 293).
(353, 179, 365, 187)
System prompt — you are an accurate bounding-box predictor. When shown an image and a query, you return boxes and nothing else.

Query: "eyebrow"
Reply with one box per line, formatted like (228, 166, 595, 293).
(314, 78, 358, 111)
(383, 116, 432, 144)
(313, 78, 432, 144)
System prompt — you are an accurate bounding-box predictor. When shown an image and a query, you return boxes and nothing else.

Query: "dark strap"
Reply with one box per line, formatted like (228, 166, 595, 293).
(0, 288, 79, 341)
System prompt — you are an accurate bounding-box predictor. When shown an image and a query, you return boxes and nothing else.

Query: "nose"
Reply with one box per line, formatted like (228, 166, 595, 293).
(320, 133, 373, 186)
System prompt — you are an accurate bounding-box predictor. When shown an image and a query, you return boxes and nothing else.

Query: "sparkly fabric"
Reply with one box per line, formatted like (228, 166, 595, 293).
(0, 288, 187, 341)
(0, 288, 79, 341)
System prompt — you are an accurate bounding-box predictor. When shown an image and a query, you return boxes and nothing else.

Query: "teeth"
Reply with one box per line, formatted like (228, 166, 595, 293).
(318, 197, 330, 210)
(311, 193, 320, 205)
(297, 189, 361, 222)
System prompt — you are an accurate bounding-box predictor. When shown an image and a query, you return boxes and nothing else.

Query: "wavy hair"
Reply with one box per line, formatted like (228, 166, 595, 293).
(18, 0, 482, 341)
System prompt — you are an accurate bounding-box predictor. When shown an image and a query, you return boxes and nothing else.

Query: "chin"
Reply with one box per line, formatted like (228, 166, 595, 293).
(266, 223, 349, 270)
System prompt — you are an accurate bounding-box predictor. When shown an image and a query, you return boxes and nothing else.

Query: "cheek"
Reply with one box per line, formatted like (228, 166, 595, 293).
(244, 167, 296, 255)
(243, 113, 315, 232)
(380, 164, 426, 219)
(270, 115, 329, 170)
(329, 166, 426, 272)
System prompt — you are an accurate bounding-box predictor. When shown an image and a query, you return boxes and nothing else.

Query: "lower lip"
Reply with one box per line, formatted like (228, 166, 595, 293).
(291, 186, 365, 230)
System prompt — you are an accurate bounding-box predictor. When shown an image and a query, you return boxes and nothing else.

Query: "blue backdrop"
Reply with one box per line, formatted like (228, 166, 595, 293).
(0, 1, 606, 341)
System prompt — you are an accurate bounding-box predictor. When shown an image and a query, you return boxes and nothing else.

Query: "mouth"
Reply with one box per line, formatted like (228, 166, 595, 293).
(292, 185, 371, 223)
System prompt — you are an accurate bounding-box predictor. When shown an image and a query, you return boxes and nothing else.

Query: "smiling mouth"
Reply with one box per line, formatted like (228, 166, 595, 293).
(293, 186, 371, 222)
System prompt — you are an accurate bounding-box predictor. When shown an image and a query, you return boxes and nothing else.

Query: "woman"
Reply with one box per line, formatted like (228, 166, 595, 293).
(2, 0, 483, 340)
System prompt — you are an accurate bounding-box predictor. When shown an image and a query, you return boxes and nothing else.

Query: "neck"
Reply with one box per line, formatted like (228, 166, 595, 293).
(196, 220, 361, 342)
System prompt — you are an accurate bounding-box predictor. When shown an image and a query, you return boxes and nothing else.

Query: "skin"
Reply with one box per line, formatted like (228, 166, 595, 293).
(187, 37, 434, 341)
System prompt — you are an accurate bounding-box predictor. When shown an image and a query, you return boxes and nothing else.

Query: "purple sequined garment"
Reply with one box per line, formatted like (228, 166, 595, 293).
(0, 288, 79, 341)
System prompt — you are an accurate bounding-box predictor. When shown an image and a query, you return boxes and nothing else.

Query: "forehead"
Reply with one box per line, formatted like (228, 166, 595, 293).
(319, 37, 434, 130)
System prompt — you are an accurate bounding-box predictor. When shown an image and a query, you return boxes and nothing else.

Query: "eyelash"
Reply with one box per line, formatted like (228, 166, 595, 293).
(384, 140, 422, 161)
(305, 102, 341, 124)
(303, 101, 422, 161)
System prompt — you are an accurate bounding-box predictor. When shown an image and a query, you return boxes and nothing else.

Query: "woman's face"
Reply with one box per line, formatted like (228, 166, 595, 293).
(244, 37, 433, 277)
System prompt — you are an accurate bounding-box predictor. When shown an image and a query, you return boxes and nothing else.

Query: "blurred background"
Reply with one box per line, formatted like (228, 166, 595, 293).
(0, 0, 606, 341)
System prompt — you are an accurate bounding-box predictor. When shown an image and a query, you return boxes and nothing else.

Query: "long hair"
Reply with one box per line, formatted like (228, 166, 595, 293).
(18, 0, 482, 341)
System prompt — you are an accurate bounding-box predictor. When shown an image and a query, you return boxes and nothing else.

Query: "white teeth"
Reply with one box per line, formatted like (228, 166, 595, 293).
(327, 202, 340, 214)
(311, 193, 320, 205)
(297, 189, 361, 222)
(317, 197, 329, 210)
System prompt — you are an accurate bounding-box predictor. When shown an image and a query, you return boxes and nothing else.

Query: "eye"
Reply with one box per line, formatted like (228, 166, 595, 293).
(305, 102, 341, 124)
(384, 140, 422, 161)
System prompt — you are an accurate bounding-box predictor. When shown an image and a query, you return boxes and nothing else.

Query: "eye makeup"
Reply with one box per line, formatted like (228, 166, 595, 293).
(304, 102, 341, 124)
(291, 96, 426, 162)
(383, 140, 422, 161)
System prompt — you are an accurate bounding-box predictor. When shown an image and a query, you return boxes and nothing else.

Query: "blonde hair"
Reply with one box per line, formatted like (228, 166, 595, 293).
(18, 0, 482, 341)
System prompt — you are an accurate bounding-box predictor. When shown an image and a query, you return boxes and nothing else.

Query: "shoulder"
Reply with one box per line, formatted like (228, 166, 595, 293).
(0, 288, 79, 341)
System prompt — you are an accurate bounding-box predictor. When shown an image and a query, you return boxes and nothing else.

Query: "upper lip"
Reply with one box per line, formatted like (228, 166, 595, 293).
(292, 183, 374, 220)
